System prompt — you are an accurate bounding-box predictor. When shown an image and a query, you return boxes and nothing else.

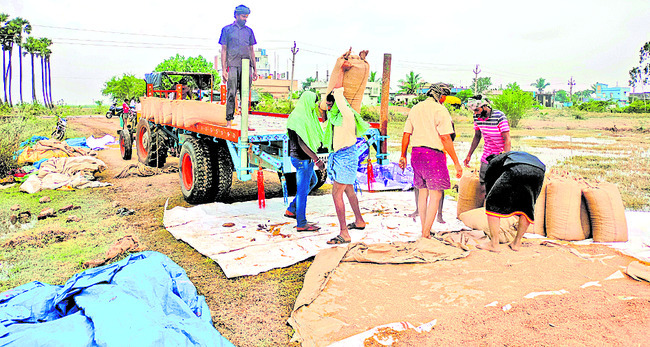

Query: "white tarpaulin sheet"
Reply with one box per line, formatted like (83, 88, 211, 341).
(163, 191, 467, 278)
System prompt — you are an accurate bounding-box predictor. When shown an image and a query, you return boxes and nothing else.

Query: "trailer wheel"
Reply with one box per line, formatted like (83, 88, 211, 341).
(119, 130, 132, 160)
(136, 119, 167, 168)
(179, 138, 214, 204)
(209, 141, 233, 202)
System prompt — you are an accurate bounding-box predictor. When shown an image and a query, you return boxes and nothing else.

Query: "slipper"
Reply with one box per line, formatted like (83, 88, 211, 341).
(296, 224, 321, 232)
(284, 210, 296, 219)
(346, 222, 365, 230)
(327, 235, 351, 244)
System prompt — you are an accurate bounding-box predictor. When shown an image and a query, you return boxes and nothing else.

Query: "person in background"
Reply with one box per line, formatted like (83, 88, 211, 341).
(477, 151, 546, 252)
(323, 87, 370, 245)
(120, 99, 130, 128)
(399, 83, 462, 239)
(219, 4, 258, 127)
(284, 91, 325, 231)
(464, 95, 511, 202)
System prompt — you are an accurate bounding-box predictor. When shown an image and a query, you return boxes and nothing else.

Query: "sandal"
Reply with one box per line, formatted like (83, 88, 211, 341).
(284, 210, 296, 219)
(296, 224, 321, 232)
(327, 235, 351, 244)
(346, 222, 366, 230)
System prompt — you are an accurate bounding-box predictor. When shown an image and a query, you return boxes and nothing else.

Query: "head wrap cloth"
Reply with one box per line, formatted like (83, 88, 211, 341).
(234, 4, 250, 17)
(427, 83, 452, 101)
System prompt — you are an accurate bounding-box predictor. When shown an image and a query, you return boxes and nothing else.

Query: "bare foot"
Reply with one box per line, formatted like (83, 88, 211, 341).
(508, 242, 521, 251)
(436, 216, 446, 224)
(408, 211, 419, 219)
(422, 232, 431, 239)
(477, 242, 501, 253)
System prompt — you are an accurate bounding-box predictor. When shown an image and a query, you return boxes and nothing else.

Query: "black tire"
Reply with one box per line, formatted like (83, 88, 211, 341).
(51, 128, 65, 141)
(105, 111, 112, 119)
(179, 138, 214, 204)
(208, 141, 233, 202)
(119, 130, 132, 160)
(136, 119, 167, 168)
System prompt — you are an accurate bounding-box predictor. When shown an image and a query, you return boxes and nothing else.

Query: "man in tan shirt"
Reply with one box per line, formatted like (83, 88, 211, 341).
(399, 83, 463, 239)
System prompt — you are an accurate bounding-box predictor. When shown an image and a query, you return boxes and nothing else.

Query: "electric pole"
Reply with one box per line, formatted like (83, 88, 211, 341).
(568, 76, 576, 102)
(473, 64, 481, 94)
(289, 41, 299, 99)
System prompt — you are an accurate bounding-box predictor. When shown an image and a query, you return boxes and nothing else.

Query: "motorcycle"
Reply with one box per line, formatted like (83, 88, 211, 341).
(105, 103, 124, 119)
(51, 117, 67, 141)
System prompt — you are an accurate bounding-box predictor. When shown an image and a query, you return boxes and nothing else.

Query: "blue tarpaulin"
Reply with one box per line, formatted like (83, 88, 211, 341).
(0, 251, 234, 347)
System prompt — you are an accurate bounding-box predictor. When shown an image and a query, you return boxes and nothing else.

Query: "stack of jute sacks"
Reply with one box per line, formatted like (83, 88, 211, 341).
(457, 169, 628, 243)
(140, 97, 228, 127)
(319, 48, 369, 113)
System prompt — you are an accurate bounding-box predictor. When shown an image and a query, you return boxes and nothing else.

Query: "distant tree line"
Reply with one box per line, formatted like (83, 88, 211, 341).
(1, 13, 54, 108)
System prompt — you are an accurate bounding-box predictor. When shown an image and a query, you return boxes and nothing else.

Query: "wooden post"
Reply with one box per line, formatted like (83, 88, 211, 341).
(380, 54, 391, 155)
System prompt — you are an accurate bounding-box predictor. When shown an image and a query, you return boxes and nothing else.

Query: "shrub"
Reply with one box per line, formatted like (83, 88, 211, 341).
(492, 86, 536, 128)
(625, 99, 650, 113)
(252, 92, 295, 114)
(576, 100, 613, 112)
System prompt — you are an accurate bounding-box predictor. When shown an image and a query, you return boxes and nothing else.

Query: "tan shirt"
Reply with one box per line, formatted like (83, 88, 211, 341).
(403, 98, 454, 150)
(332, 87, 357, 152)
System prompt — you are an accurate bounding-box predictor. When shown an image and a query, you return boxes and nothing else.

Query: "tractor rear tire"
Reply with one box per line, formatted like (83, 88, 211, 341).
(179, 138, 214, 204)
(119, 130, 132, 160)
(136, 119, 167, 168)
(209, 141, 233, 202)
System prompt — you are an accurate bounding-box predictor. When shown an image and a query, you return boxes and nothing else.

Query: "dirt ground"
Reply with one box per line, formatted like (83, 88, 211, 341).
(72, 116, 649, 346)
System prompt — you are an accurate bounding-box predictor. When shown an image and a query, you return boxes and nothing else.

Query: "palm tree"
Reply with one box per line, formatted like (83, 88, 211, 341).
(10, 17, 31, 104)
(368, 71, 381, 83)
(0, 13, 10, 104)
(38, 37, 53, 108)
(398, 71, 423, 95)
(23, 36, 38, 103)
(531, 77, 551, 94)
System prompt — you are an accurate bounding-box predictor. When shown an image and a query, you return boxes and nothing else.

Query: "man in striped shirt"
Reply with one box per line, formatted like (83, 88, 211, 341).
(463, 95, 511, 201)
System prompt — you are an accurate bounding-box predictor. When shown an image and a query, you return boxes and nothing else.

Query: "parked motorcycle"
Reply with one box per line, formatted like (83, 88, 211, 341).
(51, 117, 67, 141)
(105, 103, 124, 119)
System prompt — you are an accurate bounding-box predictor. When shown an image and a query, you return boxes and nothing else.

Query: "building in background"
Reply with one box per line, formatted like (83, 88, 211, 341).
(215, 48, 273, 80)
(593, 83, 631, 105)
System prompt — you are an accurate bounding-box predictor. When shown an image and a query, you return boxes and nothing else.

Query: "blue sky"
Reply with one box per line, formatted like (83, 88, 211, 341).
(2, 0, 650, 105)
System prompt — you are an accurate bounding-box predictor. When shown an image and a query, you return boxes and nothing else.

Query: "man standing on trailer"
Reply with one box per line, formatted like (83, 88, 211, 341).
(219, 4, 258, 127)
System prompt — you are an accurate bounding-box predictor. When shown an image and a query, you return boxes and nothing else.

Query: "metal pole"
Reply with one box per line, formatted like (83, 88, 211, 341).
(380, 54, 391, 155)
(241, 58, 250, 172)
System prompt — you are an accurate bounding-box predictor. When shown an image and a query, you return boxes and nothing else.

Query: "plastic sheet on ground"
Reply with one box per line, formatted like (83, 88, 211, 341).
(163, 191, 468, 278)
(550, 211, 650, 263)
(19, 156, 111, 194)
(85, 135, 117, 150)
(356, 162, 414, 191)
(0, 251, 234, 347)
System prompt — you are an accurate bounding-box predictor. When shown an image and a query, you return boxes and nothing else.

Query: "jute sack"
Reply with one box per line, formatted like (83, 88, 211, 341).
(579, 194, 592, 239)
(183, 100, 227, 127)
(459, 207, 519, 243)
(456, 170, 482, 218)
(545, 178, 585, 241)
(140, 97, 154, 121)
(582, 182, 628, 242)
(526, 178, 548, 236)
(319, 50, 369, 113)
(161, 99, 173, 124)
(171, 100, 183, 128)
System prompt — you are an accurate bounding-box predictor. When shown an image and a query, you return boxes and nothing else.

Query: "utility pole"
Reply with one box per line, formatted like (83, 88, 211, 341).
(473, 64, 481, 94)
(568, 76, 576, 102)
(289, 41, 299, 99)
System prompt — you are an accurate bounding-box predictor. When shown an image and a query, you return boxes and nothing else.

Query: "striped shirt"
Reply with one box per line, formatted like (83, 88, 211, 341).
(473, 109, 510, 163)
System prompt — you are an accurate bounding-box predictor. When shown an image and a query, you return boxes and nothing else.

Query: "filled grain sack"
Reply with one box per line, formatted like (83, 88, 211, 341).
(459, 207, 519, 243)
(545, 178, 586, 241)
(171, 100, 183, 128)
(582, 182, 628, 242)
(183, 100, 227, 127)
(456, 170, 483, 218)
(160, 99, 173, 124)
(319, 49, 369, 113)
(140, 97, 154, 121)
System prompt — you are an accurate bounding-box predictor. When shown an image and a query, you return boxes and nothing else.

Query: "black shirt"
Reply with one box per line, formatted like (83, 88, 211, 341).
(288, 130, 311, 160)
